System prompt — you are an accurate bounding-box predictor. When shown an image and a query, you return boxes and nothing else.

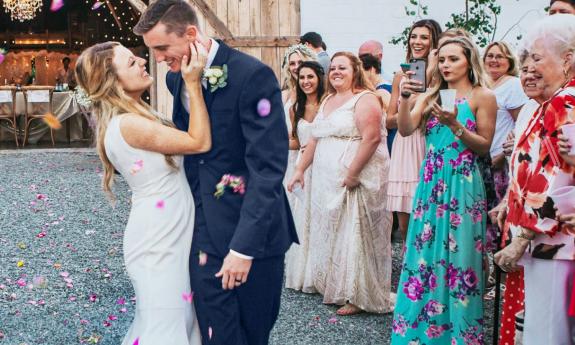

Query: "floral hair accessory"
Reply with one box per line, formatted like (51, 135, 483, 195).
(74, 86, 93, 107)
(203, 64, 228, 93)
(281, 44, 316, 69)
(214, 174, 245, 198)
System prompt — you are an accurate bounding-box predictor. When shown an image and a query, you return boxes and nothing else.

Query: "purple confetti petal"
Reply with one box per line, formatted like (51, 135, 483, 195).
(257, 99, 271, 117)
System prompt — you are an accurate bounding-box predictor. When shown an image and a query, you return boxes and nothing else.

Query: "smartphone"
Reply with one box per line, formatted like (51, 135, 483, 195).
(409, 58, 427, 93)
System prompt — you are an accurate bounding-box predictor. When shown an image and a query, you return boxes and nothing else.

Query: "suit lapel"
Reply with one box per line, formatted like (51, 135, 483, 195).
(203, 40, 231, 110)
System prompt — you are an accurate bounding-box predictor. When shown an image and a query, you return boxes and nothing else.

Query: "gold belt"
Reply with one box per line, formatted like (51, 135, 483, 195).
(329, 135, 362, 141)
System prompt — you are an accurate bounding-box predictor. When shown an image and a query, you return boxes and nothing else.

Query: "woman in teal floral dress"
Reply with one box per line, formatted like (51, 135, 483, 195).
(391, 36, 497, 344)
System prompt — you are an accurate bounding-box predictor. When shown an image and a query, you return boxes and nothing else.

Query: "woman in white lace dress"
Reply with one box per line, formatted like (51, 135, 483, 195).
(289, 52, 394, 315)
(281, 44, 317, 210)
(284, 61, 325, 292)
(75, 41, 210, 345)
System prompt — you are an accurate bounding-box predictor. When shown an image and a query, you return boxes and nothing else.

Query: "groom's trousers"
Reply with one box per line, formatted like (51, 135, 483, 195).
(190, 239, 284, 345)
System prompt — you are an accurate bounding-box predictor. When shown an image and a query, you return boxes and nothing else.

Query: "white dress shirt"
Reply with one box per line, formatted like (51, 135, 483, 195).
(178, 39, 253, 261)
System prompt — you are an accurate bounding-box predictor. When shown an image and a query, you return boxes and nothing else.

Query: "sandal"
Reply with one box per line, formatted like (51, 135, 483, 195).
(336, 303, 363, 316)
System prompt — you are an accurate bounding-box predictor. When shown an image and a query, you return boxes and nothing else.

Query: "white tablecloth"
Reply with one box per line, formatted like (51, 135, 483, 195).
(0, 90, 90, 144)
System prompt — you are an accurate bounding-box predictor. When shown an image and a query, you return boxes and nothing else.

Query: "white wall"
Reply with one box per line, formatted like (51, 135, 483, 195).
(301, 0, 548, 79)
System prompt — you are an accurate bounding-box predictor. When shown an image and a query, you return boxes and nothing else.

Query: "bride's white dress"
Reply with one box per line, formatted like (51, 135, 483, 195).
(105, 116, 201, 345)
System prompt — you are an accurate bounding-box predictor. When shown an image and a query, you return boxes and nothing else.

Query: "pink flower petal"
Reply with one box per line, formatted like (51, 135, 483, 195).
(182, 292, 194, 303)
(199, 251, 208, 266)
(50, 0, 64, 12)
(91, 1, 104, 10)
(133, 338, 139, 345)
(209, 326, 213, 340)
(155, 200, 165, 209)
(257, 99, 271, 117)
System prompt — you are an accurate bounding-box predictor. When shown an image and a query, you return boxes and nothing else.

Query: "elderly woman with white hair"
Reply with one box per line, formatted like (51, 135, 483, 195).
(494, 14, 575, 345)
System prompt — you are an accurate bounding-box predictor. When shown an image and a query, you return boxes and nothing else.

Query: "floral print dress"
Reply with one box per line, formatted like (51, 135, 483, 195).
(391, 101, 486, 345)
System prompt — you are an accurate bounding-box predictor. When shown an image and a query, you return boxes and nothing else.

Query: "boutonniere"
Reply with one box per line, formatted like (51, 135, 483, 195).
(203, 64, 228, 93)
(214, 174, 245, 199)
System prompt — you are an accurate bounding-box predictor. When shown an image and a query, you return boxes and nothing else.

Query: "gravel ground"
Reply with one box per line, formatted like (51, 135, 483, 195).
(0, 151, 496, 345)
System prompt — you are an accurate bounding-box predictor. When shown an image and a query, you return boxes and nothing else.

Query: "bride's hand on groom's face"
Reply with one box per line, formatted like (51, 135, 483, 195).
(215, 253, 253, 290)
(181, 41, 208, 85)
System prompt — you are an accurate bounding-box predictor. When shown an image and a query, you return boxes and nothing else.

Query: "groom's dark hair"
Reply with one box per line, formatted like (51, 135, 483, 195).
(133, 0, 198, 37)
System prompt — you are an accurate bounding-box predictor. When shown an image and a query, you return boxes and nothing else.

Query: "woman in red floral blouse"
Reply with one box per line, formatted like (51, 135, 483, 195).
(494, 14, 575, 345)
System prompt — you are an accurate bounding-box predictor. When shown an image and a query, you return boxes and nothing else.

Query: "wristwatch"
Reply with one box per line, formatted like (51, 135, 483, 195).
(453, 126, 464, 138)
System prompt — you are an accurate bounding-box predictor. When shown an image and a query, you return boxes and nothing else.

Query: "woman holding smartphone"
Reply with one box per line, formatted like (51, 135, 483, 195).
(390, 36, 496, 344)
(386, 19, 441, 246)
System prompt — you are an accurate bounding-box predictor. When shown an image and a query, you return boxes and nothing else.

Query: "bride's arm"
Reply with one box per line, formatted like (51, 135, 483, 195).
(121, 42, 212, 155)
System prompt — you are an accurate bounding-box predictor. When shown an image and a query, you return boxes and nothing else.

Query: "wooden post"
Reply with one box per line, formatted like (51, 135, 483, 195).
(126, 0, 147, 13)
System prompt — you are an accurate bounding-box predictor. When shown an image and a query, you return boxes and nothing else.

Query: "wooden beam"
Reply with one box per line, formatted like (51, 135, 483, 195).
(223, 36, 299, 48)
(105, 0, 122, 30)
(188, 0, 233, 39)
(126, 0, 147, 13)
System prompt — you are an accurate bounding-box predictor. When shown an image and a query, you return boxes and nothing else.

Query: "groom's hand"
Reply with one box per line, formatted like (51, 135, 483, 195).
(215, 253, 253, 290)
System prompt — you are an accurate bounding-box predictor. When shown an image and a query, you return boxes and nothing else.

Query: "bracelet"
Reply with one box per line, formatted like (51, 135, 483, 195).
(452, 125, 464, 138)
(516, 230, 535, 241)
(400, 91, 411, 99)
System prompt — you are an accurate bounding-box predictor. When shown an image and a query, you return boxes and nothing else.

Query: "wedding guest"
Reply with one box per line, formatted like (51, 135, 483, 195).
(481, 42, 530, 280)
(391, 36, 496, 344)
(56, 57, 77, 88)
(386, 19, 441, 244)
(494, 14, 575, 345)
(484, 42, 527, 194)
(359, 40, 396, 153)
(75, 41, 210, 344)
(360, 53, 391, 110)
(493, 51, 546, 345)
(281, 44, 317, 212)
(549, 0, 575, 14)
(284, 61, 325, 293)
(358, 40, 392, 88)
(288, 52, 393, 316)
(300, 32, 330, 73)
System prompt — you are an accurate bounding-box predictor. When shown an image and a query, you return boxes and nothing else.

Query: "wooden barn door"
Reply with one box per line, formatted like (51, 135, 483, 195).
(128, 0, 300, 118)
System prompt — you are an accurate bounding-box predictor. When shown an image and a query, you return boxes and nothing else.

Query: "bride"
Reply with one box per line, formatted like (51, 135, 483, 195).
(75, 41, 210, 344)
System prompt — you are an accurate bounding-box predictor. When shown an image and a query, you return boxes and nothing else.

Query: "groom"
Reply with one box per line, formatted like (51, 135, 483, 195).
(134, 1, 297, 344)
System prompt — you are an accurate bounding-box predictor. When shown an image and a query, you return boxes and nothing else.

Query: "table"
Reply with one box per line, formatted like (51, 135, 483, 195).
(0, 90, 91, 145)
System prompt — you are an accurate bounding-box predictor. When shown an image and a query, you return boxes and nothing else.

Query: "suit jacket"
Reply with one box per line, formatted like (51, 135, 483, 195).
(166, 41, 298, 259)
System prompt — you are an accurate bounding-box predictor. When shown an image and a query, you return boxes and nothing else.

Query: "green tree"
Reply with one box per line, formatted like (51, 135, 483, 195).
(390, 0, 506, 48)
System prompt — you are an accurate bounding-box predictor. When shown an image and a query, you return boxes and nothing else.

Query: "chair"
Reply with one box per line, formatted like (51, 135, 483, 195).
(22, 87, 54, 147)
(0, 86, 20, 146)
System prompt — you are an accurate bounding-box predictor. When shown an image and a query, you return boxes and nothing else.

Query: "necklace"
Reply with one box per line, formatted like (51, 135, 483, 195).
(455, 88, 474, 104)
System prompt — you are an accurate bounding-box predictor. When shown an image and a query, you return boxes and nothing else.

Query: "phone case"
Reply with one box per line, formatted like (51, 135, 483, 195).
(409, 59, 426, 93)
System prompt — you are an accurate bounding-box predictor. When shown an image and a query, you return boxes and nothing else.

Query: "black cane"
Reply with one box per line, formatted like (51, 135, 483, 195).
(492, 262, 502, 345)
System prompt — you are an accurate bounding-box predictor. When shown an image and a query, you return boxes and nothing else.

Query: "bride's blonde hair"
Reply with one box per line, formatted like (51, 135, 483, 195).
(75, 41, 176, 198)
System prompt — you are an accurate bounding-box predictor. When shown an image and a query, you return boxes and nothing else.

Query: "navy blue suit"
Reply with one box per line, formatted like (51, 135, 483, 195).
(166, 41, 298, 345)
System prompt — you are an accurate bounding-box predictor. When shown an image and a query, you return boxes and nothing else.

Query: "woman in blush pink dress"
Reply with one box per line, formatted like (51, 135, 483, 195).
(386, 19, 442, 245)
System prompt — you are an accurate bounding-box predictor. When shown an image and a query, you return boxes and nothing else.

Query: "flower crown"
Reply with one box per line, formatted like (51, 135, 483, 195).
(74, 86, 93, 107)
(282, 44, 317, 69)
